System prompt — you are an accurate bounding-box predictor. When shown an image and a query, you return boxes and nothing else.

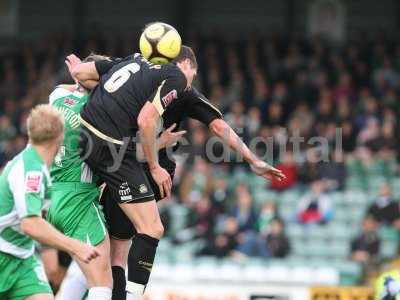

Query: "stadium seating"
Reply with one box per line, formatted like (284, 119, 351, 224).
(162, 171, 400, 286)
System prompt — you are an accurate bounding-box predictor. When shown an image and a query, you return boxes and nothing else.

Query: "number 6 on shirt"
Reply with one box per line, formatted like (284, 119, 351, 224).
(104, 63, 141, 93)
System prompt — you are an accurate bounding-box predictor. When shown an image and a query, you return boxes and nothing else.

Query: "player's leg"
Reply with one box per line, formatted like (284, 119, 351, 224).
(41, 248, 65, 291)
(70, 199, 112, 300)
(103, 186, 134, 300)
(73, 237, 112, 300)
(118, 200, 163, 297)
(102, 166, 167, 300)
(56, 260, 87, 300)
(80, 131, 161, 298)
(110, 238, 131, 300)
(103, 167, 161, 297)
(48, 186, 112, 300)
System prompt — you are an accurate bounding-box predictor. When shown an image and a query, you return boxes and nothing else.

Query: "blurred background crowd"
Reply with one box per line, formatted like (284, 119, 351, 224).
(1, 29, 400, 288)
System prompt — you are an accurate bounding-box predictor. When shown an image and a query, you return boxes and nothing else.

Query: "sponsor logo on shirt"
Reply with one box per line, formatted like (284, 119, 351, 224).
(119, 181, 132, 201)
(63, 97, 76, 107)
(25, 171, 42, 193)
(161, 89, 177, 108)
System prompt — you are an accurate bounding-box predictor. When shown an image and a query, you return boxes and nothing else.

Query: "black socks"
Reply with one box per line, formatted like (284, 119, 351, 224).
(127, 233, 159, 286)
(111, 266, 126, 300)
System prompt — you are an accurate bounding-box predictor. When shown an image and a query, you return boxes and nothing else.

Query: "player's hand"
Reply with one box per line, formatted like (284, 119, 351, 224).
(250, 160, 286, 181)
(159, 123, 187, 149)
(65, 54, 82, 83)
(150, 165, 172, 199)
(71, 240, 100, 263)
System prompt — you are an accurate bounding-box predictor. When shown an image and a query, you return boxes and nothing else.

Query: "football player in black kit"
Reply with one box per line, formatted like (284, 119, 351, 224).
(70, 47, 285, 299)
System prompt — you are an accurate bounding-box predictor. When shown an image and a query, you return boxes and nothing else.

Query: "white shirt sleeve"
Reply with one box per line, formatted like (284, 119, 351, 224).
(49, 87, 71, 104)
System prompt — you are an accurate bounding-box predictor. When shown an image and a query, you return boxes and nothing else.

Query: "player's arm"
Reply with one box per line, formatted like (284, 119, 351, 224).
(21, 217, 99, 263)
(138, 102, 172, 198)
(10, 171, 99, 263)
(68, 55, 121, 82)
(186, 89, 285, 181)
(138, 71, 186, 197)
(209, 119, 285, 181)
(65, 54, 101, 90)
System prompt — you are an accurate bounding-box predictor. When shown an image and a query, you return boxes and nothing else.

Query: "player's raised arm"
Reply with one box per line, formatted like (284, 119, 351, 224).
(66, 53, 119, 88)
(209, 118, 285, 181)
(183, 87, 285, 182)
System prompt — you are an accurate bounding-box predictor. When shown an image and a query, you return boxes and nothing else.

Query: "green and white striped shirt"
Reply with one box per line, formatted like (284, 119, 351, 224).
(0, 145, 51, 259)
(49, 87, 95, 184)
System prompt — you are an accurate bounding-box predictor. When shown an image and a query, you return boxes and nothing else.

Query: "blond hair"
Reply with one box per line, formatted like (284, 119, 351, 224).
(27, 104, 64, 145)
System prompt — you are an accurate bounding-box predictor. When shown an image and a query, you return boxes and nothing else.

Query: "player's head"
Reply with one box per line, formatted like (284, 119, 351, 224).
(173, 45, 198, 88)
(83, 53, 111, 63)
(27, 104, 64, 150)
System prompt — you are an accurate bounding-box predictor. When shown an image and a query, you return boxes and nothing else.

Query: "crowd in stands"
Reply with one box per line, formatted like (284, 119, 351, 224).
(1, 30, 400, 285)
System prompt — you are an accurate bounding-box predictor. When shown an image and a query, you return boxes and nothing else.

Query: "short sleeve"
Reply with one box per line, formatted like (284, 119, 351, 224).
(186, 88, 223, 125)
(95, 58, 122, 76)
(150, 70, 187, 116)
(8, 161, 43, 219)
(49, 87, 70, 104)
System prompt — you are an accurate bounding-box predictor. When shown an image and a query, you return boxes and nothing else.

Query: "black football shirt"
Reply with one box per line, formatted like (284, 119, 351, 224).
(81, 53, 187, 140)
(156, 86, 223, 171)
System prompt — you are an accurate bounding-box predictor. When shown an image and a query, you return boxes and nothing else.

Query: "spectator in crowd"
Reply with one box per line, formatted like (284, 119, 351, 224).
(351, 215, 380, 268)
(230, 184, 258, 233)
(319, 150, 347, 191)
(198, 217, 239, 258)
(297, 148, 323, 186)
(257, 201, 279, 235)
(297, 180, 333, 225)
(367, 183, 400, 228)
(185, 195, 218, 241)
(237, 216, 290, 258)
(265, 218, 290, 258)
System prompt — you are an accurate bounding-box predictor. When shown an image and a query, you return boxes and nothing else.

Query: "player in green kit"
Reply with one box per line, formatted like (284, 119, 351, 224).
(46, 55, 113, 300)
(0, 104, 99, 300)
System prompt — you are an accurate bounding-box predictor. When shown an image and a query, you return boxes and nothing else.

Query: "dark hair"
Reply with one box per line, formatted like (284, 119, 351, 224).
(83, 53, 111, 63)
(173, 45, 198, 69)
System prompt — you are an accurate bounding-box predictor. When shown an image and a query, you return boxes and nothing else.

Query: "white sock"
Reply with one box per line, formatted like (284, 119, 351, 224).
(126, 293, 140, 300)
(88, 287, 112, 300)
(126, 281, 145, 300)
(56, 261, 87, 300)
(388, 280, 400, 296)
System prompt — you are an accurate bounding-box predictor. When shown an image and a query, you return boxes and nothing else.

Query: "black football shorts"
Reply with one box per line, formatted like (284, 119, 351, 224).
(102, 164, 175, 240)
(79, 127, 155, 204)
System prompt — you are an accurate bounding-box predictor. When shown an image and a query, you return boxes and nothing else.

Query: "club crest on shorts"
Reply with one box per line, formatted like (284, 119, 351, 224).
(119, 181, 132, 201)
(139, 184, 148, 194)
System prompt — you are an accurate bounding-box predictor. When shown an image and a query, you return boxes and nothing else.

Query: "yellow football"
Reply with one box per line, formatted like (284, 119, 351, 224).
(139, 22, 182, 64)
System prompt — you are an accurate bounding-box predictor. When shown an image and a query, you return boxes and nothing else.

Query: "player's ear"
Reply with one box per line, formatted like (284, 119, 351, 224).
(183, 58, 191, 67)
